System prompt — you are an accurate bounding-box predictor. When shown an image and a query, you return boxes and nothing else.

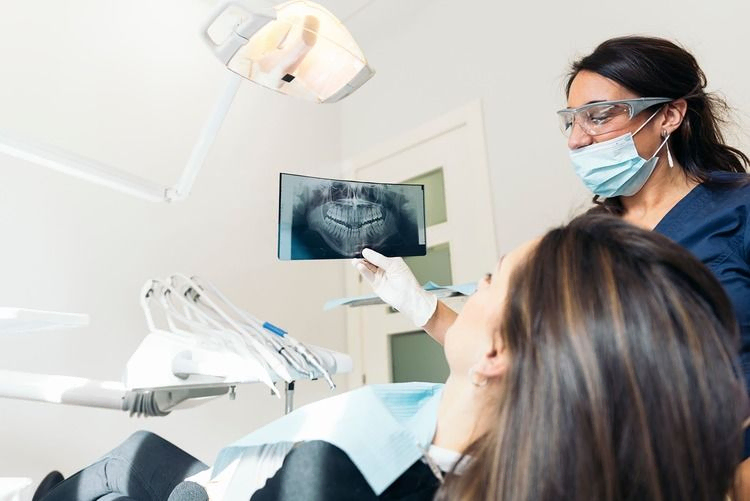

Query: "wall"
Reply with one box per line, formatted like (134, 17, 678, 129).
(341, 0, 750, 255)
(0, 0, 348, 480)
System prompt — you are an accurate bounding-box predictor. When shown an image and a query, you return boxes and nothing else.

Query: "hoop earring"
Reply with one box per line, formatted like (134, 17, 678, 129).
(468, 367, 488, 388)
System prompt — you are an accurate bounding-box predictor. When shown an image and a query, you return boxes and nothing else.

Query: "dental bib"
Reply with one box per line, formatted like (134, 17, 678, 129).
(210, 382, 443, 496)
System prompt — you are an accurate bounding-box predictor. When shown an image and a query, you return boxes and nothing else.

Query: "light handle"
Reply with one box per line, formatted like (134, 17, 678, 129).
(201, 1, 274, 65)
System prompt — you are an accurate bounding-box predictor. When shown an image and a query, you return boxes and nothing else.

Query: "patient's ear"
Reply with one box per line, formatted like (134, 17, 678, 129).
(474, 336, 509, 380)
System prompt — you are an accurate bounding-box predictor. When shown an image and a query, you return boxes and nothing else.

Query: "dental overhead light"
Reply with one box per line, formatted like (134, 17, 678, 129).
(210, 0, 374, 103)
(0, 0, 373, 202)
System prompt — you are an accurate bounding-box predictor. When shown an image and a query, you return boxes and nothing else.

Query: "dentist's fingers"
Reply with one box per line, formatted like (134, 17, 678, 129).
(351, 258, 378, 273)
(355, 263, 378, 284)
(361, 248, 393, 269)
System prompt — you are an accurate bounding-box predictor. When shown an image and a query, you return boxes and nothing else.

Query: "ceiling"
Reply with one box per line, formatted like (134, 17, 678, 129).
(316, 0, 377, 21)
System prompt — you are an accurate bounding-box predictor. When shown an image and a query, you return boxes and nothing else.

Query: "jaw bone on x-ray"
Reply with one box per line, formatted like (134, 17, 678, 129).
(278, 173, 427, 260)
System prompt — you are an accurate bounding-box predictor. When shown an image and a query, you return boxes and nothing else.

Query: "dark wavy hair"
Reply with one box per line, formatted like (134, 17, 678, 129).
(438, 214, 746, 501)
(565, 36, 750, 215)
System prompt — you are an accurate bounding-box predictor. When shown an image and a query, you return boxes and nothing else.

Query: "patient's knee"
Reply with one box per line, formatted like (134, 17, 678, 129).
(126, 430, 160, 442)
(120, 430, 166, 449)
(251, 441, 377, 501)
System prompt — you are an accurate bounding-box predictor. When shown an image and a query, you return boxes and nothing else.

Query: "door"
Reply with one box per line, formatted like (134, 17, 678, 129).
(343, 101, 498, 387)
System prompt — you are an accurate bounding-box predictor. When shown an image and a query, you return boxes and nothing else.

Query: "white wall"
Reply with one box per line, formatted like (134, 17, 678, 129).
(341, 0, 750, 256)
(0, 0, 349, 481)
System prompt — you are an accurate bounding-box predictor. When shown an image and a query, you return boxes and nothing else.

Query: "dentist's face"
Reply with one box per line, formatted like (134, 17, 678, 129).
(566, 70, 663, 160)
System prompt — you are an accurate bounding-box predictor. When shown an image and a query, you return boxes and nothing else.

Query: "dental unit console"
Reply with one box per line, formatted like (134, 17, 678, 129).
(0, 276, 351, 417)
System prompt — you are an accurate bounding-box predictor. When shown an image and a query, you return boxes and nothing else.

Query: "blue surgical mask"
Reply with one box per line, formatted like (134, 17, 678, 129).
(568, 110, 670, 198)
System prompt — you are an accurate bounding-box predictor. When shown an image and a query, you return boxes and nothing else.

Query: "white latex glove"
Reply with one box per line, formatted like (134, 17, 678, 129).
(352, 248, 438, 327)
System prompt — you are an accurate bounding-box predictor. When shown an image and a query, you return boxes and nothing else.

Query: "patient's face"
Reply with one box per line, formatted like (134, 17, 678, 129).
(444, 239, 537, 379)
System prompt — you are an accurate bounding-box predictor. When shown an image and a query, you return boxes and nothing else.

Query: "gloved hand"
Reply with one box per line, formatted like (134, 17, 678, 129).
(352, 248, 438, 327)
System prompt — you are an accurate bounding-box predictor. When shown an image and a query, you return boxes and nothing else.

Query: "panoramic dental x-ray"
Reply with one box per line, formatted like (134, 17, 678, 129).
(278, 173, 427, 260)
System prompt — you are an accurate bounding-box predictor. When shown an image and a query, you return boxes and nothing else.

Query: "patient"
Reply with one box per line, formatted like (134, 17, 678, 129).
(38, 214, 746, 501)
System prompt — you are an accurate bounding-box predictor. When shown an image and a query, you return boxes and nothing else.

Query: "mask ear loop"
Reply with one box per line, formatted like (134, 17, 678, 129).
(634, 106, 673, 166)
(632, 107, 663, 136)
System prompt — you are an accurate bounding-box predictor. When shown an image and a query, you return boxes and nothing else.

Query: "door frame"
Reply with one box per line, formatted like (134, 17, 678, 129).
(340, 100, 493, 389)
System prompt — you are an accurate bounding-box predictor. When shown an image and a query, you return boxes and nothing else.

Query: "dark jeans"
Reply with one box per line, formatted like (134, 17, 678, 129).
(248, 440, 439, 501)
(42, 432, 439, 501)
(41, 431, 208, 501)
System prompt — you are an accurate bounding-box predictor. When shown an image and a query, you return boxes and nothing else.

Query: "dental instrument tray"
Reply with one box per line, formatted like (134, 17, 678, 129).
(278, 173, 427, 260)
(0, 276, 352, 417)
(0, 307, 89, 335)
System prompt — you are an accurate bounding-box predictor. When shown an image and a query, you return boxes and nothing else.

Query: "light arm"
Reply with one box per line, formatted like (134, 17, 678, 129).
(0, 73, 242, 203)
(167, 73, 242, 201)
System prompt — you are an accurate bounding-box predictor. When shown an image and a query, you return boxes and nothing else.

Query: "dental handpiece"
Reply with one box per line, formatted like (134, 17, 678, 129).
(257, 324, 314, 378)
(263, 322, 335, 389)
(180, 283, 294, 384)
(295, 342, 336, 389)
(182, 277, 326, 386)
(184, 278, 310, 378)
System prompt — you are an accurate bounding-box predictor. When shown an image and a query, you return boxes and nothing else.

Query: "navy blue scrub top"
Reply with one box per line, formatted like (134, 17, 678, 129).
(654, 173, 750, 377)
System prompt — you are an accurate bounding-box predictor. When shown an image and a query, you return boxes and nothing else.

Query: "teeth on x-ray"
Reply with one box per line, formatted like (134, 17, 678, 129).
(280, 174, 425, 260)
(306, 182, 399, 257)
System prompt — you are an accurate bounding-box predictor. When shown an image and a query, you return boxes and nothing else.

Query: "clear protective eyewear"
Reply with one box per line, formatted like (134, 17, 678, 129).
(557, 97, 673, 137)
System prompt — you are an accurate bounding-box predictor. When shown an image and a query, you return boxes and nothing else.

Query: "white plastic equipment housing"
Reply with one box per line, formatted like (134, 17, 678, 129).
(0, 307, 89, 335)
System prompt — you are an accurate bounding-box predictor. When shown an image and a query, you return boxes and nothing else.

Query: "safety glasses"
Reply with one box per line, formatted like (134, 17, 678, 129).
(557, 97, 673, 137)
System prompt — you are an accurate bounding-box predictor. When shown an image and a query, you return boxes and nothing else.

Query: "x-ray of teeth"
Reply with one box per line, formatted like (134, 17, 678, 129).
(278, 173, 427, 260)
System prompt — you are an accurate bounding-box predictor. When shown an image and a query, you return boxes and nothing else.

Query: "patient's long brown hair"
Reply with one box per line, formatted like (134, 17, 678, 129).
(438, 214, 746, 501)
